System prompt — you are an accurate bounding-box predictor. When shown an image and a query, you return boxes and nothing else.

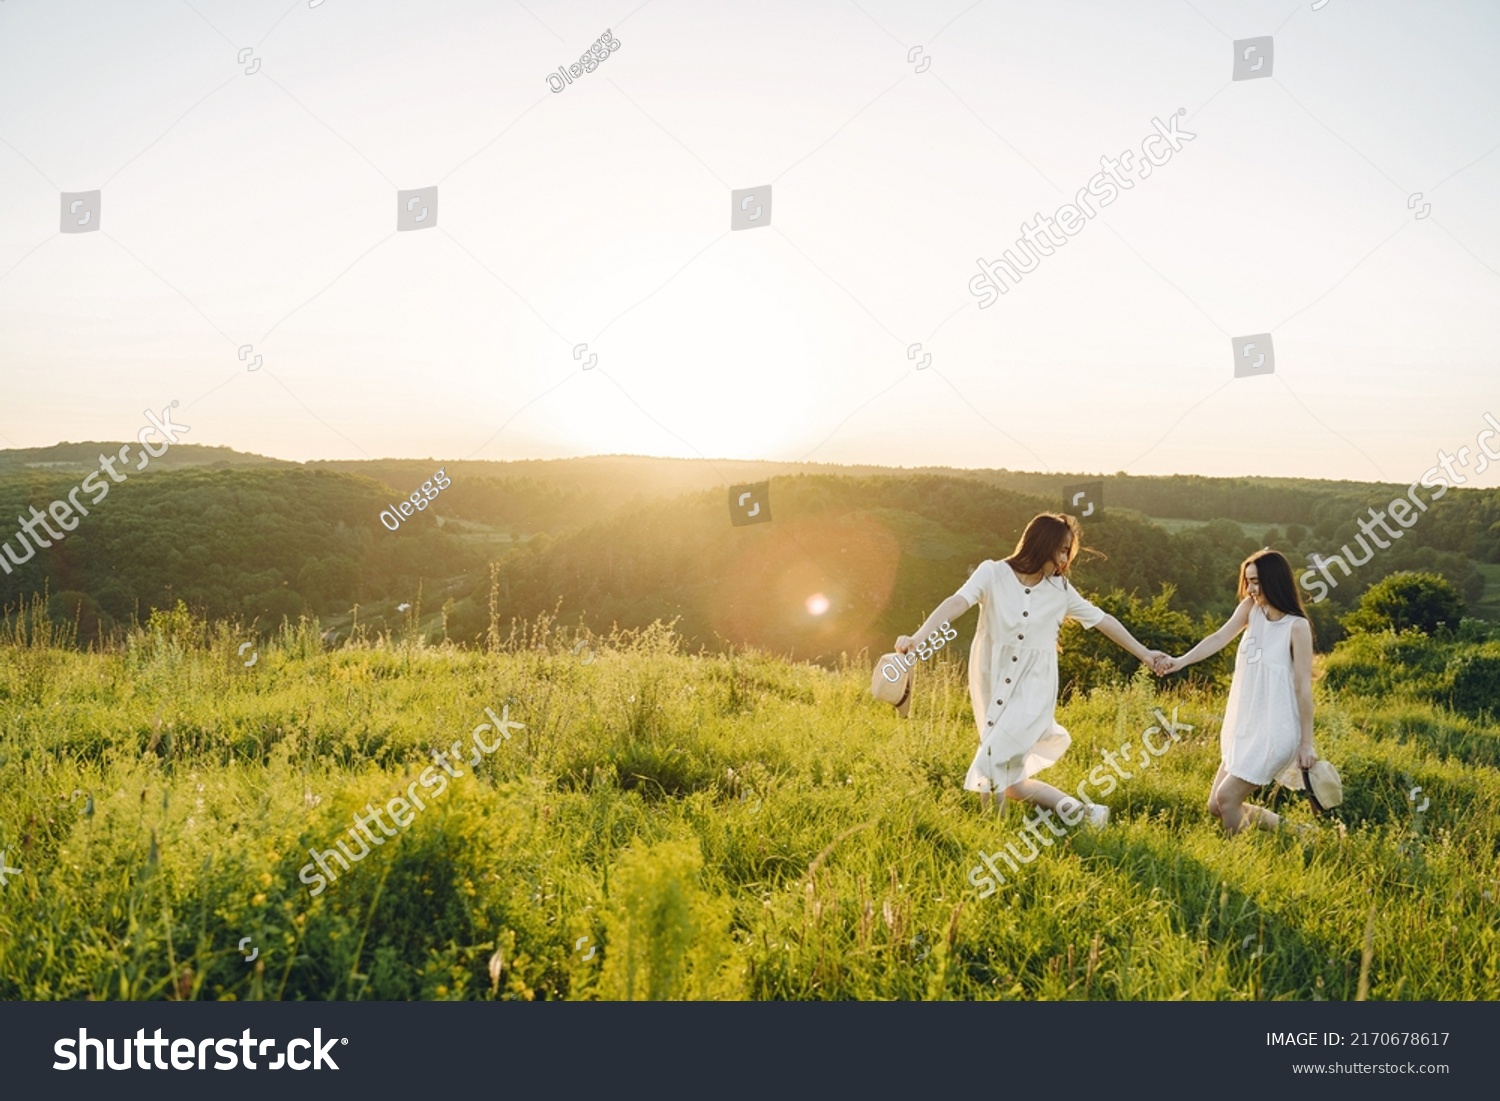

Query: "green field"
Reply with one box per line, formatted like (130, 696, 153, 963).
(1, 607, 1495, 1002)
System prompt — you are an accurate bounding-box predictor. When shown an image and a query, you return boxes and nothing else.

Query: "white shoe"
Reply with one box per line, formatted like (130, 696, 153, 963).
(1084, 803, 1110, 829)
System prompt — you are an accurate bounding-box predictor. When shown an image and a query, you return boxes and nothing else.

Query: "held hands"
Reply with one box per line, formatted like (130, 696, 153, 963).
(1148, 652, 1183, 676)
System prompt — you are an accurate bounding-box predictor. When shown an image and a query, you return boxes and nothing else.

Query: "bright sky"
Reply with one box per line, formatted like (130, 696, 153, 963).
(1, 0, 1496, 485)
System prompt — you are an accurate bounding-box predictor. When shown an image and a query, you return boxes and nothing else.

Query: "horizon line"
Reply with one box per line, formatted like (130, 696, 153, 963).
(0, 442, 1455, 492)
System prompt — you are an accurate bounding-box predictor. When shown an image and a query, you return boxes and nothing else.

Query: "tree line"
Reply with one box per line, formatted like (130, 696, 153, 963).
(1, 455, 1494, 658)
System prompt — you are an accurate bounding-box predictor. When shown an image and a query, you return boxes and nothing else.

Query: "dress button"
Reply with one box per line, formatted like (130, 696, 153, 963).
(1004, 677, 1011, 684)
(996, 699, 1003, 705)
(1018, 634, 1024, 640)
(1024, 588, 1031, 594)
(1023, 611, 1028, 617)
(1012, 656, 1018, 662)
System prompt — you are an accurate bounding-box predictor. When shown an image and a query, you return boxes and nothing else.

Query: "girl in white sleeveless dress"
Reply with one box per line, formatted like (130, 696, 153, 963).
(1158, 549, 1317, 835)
(895, 513, 1168, 826)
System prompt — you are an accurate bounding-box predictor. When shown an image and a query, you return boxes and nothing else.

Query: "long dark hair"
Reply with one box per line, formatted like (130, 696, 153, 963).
(1005, 513, 1082, 578)
(1239, 549, 1308, 622)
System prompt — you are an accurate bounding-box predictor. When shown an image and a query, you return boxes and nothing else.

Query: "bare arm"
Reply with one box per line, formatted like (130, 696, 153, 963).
(897, 593, 972, 653)
(1164, 597, 1254, 672)
(1093, 614, 1166, 665)
(1291, 616, 1316, 767)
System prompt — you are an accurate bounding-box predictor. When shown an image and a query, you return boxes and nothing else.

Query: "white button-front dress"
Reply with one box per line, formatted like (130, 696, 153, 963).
(955, 560, 1106, 794)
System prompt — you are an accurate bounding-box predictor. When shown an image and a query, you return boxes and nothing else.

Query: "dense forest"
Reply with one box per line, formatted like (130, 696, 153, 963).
(2, 444, 1497, 660)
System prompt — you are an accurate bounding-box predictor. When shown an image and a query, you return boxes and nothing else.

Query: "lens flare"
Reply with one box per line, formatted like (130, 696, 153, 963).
(805, 593, 830, 616)
(710, 514, 899, 661)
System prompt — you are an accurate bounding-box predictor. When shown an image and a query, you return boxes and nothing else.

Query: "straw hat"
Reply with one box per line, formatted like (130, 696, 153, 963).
(1277, 758, 1343, 812)
(870, 652, 915, 718)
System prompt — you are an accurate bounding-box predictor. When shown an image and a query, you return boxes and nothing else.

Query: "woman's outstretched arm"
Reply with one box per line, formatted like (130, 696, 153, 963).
(1162, 597, 1254, 673)
(897, 593, 972, 653)
(1093, 614, 1167, 667)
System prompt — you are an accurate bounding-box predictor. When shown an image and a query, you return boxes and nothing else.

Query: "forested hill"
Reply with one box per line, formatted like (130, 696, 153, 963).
(465, 472, 1224, 662)
(1, 448, 1496, 656)
(0, 441, 287, 477)
(969, 469, 1500, 554)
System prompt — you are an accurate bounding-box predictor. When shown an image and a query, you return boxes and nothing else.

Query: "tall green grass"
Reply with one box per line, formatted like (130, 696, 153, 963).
(0, 603, 1496, 1000)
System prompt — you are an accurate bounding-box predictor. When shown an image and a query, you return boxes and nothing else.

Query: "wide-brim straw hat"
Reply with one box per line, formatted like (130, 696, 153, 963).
(870, 652, 915, 718)
(1277, 758, 1343, 812)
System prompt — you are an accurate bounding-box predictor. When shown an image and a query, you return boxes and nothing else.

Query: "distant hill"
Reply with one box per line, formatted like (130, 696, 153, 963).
(452, 469, 1483, 661)
(457, 472, 1184, 663)
(1, 449, 1494, 654)
(0, 442, 288, 478)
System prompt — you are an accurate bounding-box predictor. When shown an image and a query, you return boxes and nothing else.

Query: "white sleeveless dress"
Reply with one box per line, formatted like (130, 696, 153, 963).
(1220, 604, 1302, 785)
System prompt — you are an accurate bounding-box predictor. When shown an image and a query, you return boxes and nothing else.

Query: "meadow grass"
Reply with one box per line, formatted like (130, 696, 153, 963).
(0, 606, 1496, 1001)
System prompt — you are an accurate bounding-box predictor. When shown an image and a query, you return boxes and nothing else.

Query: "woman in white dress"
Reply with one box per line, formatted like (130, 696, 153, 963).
(1157, 549, 1317, 835)
(896, 513, 1168, 826)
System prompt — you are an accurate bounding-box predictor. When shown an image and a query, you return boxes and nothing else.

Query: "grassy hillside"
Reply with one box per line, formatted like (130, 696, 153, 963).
(0, 609, 1494, 1001)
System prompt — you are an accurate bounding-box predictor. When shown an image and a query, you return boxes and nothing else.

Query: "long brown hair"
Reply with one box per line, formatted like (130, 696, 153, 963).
(1005, 513, 1082, 578)
(1239, 548, 1308, 621)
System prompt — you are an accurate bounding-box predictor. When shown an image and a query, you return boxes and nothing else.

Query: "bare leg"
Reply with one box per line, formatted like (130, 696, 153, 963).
(1212, 773, 1280, 836)
(1206, 763, 1229, 821)
(1002, 778, 1077, 813)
